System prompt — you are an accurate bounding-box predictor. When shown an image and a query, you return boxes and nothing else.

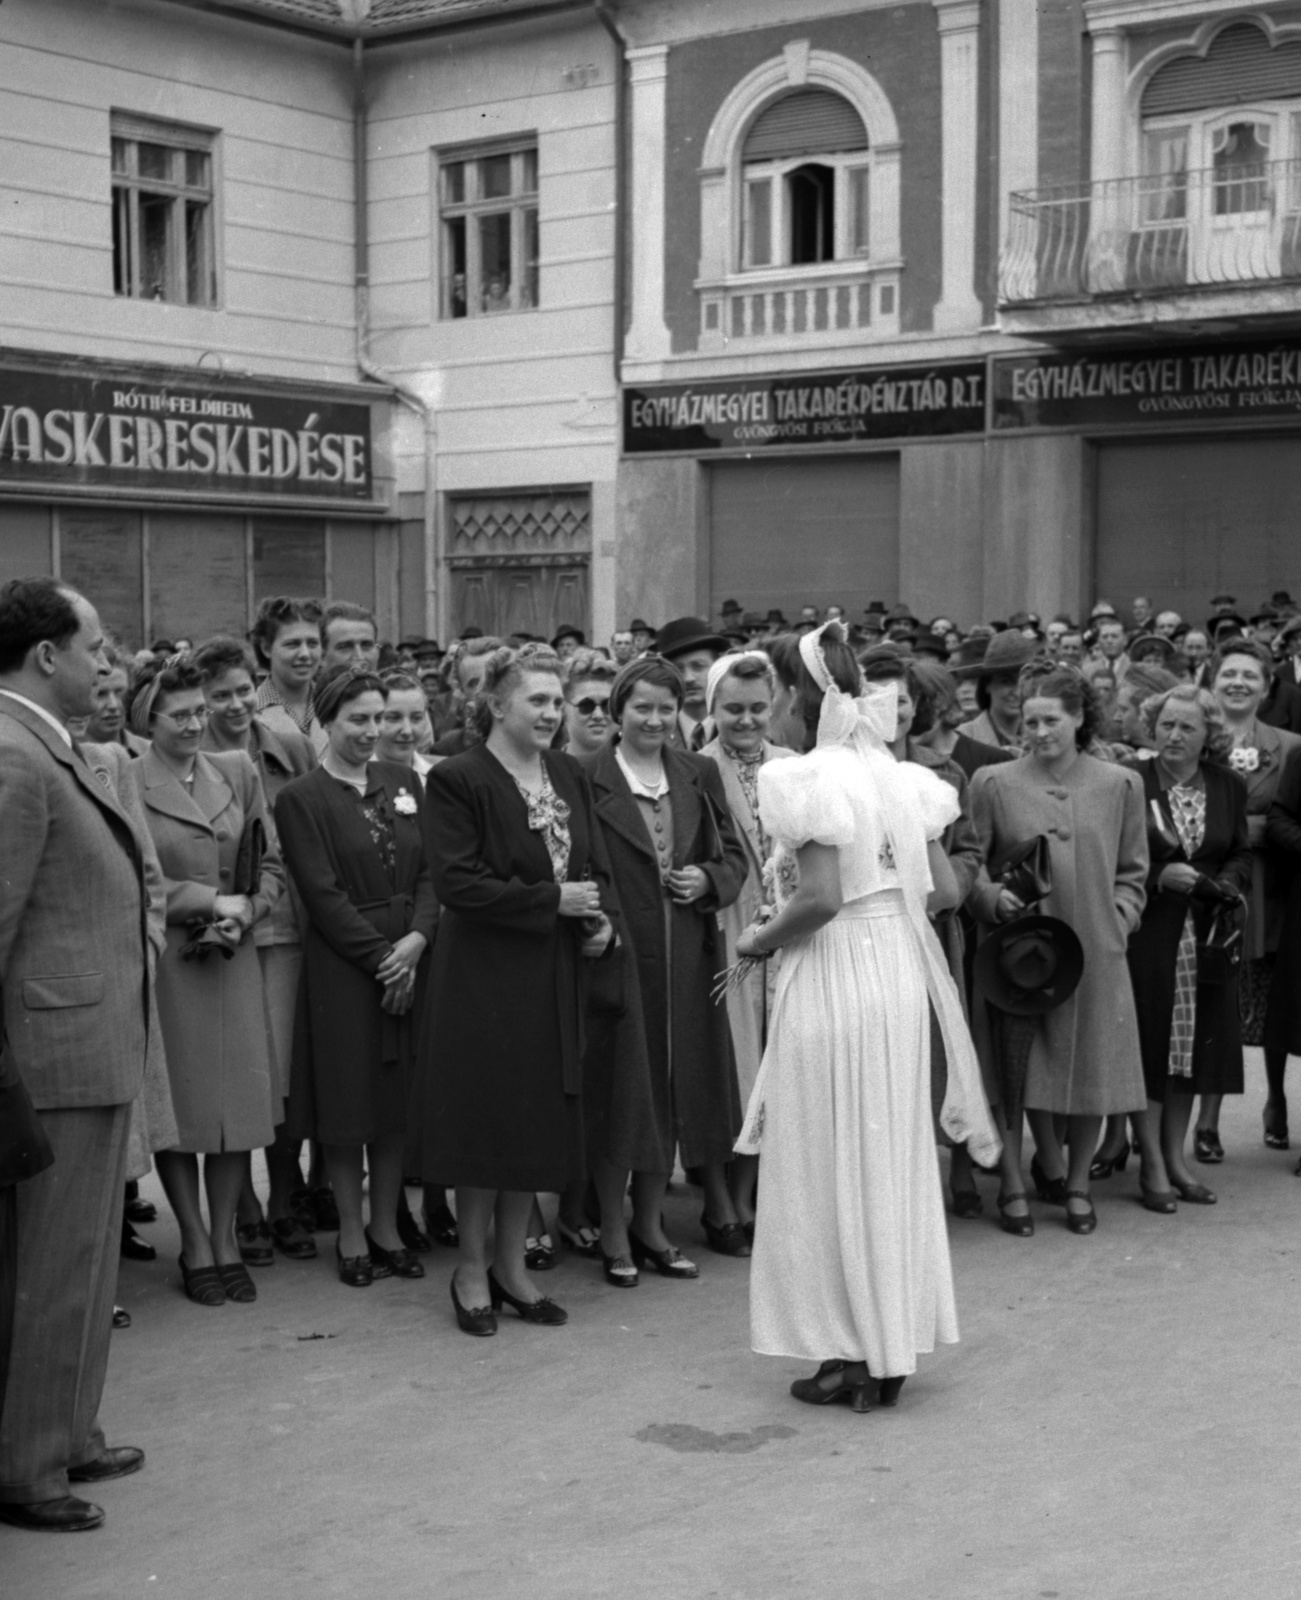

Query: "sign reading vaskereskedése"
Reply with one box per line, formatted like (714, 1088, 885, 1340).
(994, 341, 1301, 430)
(0, 368, 373, 498)
(623, 362, 986, 453)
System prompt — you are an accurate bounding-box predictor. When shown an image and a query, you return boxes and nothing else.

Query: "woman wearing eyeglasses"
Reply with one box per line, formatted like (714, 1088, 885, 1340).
(128, 656, 284, 1308)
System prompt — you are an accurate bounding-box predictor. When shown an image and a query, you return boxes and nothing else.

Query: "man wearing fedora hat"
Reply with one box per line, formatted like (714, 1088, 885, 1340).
(629, 619, 655, 655)
(551, 623, 585, 662)
(954, 630, 1041, 750)
(654, 616, 730, 750)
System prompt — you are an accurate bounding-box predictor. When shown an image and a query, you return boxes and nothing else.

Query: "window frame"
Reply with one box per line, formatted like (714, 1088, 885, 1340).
(110, 111, 219, 308)
(435, 137, 540, 320)
(741, 149, 874, 269)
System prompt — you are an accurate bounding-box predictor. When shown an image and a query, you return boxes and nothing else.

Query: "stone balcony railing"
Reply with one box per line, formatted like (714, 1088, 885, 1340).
(697, 260, 902, 351)
(1000, 160, 1301, 306)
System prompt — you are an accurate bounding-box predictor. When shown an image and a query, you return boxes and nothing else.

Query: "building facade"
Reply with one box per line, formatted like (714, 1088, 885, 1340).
(3, 0, 1301, 646)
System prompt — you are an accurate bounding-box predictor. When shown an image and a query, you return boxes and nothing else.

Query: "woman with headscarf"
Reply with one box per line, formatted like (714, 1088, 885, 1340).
(700, 650, 796, 1237)
(734, 622, 998, 1412)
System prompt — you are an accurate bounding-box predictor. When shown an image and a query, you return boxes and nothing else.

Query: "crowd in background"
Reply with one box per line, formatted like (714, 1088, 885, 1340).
(4, 571, 1301, 1527)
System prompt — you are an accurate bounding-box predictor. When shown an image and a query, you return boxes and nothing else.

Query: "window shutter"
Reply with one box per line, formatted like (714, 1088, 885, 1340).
(743, 90, 868, 161)
(1142, 23, 1301, 118)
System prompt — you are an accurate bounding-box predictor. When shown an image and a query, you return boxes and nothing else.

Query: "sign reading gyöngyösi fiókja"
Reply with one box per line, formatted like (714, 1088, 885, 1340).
(0, 368, 373, 499)
(624, 362, 986, 453)
(994, 340, 1301, 429)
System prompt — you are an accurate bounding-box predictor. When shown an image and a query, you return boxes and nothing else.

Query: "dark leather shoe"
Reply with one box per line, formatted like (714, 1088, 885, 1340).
(395, 1204, 433, 1253)
(487, 1269, 568, 1325)
(179, 1255, 225, 1307)
(365, 1230, 425, 1279)
(235, 1220, 274, 1267)
(120, 1222, 156, 1262)
(69, 1446, 144, 1484)
(216, 1262, 257, 1303)
(112, 1305, 131, 1330)
(336, 1242, 373, 1288)
(269, 1216, 318, 1259)
(0, 1495, 105, 1531)
(700, 1213, 751, 1257)
(426, 1200, 459, 1248)
(450, 1274, 496, 1336)
(124, 1195, 158, 1226)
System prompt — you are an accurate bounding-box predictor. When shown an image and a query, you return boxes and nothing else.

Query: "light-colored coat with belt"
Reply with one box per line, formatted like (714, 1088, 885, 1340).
(0, 697, 149, 1109)
(969, 752, 1149, 1116)
(700, 737, 795, 1108)
(132, 745, 284, 1152)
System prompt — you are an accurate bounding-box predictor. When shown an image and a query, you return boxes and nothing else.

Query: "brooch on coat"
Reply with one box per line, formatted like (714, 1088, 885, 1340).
(1228, 746, 1262, 774)
(393, 788, 418, 815)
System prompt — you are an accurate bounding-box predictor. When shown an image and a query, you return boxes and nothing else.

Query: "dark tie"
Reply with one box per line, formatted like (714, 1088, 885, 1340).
(690, 722, 706, 752)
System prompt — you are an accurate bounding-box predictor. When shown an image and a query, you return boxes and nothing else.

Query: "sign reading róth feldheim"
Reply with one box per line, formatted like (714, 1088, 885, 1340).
(0, 366, 373, 499)
(624, 361, 986, 453)
(994, 340, 1301, 429)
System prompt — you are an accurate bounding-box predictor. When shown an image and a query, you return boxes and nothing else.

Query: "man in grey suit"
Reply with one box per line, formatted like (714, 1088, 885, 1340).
(0, 578, 149, 1533)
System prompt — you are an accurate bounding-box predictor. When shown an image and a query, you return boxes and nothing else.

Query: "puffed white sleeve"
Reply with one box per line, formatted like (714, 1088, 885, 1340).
(759, 755, 855, 849)
(898, 761, 962, 841)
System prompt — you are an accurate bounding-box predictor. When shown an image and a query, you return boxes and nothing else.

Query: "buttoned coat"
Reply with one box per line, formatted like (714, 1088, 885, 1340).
(1125, 758, 1251, 1098)
(700, 737, 795, 1110)
(969, 752, 1149, 1116)
(133, 745, 283, 1152)
(413, 744, 606, 1191)
(0, 697, 149, 1109)
(276, 762, 437, 1147)
(82, 740, 178, 1173)
(584, 743, 747, 1172)
(1235, 720, 1301, 959)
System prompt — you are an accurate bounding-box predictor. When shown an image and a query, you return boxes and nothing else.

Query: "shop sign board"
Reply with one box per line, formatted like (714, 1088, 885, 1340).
(624, 361, 987, 453)
(994, 340, 1301, 430)
(0, 366, 373, 498)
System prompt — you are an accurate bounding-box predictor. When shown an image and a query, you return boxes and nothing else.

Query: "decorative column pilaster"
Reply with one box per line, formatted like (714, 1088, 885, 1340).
(933, 0, 984, 331)
(625, 44, 672, 363)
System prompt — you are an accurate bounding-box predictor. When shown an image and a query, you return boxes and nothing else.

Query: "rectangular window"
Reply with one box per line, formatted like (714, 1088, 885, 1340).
(744, 178, 773, 267)
(850, 166, 871, 254)
(437, 140, 539, 318)
(111, 113, 216, 305)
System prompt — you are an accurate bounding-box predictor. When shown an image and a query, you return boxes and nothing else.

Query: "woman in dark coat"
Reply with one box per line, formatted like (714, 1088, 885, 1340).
(415, 644, 613, 1335)
(275, 665, 437, 1289)
(1124, 684, 1251, 1207)
(584, 656, 748, 1286)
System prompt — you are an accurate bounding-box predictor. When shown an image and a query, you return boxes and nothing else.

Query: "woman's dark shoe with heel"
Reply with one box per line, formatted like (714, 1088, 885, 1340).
(216, 1261, 257, 1303)
(1193, 1128, 1223, 1164)
(487, 1269, 568, 1325)
(876, 1375, 906, 1408)
(996, 1192, 1034, 1237)
(700, 1212, 751, 1257)
(950, 1189, 983, 1220)
(1138, 1182, 1177, 1214)
(366, 1229, 425, 1279)
(601, 1250, 639, 1288)
(1065, 1190, 1097, 1234)
(335, 1242, 374, 1288)
(178, 1255, 225, 1307)
(450, 1274, 496, 1336)
(1030, 1155, 1068, 1206)
(1089, 1141, 1130, 1181)
(1170, 1176, 1217, 1205)
(629, 1228, 699, 1279)
(790, 1360, 873, 1412)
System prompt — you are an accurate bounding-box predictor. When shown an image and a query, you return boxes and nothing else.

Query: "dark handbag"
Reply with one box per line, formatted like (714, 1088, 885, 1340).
(994, 835, 1052, 907)
(232, 816, 267, 898)
(699, 785, 729, 867)
(1195, 893, 1245, 988)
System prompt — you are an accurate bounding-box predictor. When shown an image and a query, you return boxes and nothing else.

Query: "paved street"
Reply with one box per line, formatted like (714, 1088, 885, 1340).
(5, 1051, 1299, 1600)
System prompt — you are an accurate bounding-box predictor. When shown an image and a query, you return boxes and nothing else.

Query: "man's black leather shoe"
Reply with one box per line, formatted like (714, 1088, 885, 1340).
(0, 1496, 105, 1531)
(68, 1446, 144, 1484)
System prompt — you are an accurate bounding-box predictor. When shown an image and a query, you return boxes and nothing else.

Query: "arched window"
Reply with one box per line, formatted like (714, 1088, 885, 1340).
(740, 90, 870, 268)
(697, 47, 901, 347)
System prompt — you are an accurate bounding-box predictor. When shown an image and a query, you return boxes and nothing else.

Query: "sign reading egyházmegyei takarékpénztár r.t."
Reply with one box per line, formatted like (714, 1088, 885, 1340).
(624, 362, 986, 453)
(0, 367, 373, 499)
(993, 341, 1301, 429)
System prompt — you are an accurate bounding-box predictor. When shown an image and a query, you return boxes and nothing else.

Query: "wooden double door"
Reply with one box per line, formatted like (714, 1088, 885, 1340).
(450, 556, 588, 643)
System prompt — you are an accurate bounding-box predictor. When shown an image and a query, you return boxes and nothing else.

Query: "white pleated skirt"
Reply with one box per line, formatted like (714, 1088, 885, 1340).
(748, 891, 958, 1376)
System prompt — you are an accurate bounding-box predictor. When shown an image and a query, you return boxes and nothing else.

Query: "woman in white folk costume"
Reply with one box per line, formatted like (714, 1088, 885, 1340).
(735, 622, 999, 1412)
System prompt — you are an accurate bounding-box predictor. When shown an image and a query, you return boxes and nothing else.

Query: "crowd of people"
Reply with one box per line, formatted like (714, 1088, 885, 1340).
(2, 573, 1300, 1530)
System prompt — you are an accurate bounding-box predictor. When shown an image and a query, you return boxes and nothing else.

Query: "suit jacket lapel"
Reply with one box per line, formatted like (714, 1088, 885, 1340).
(190, 753, 234, 826)
(588, 748, 657, 861)
(0, 700, 134, 830)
